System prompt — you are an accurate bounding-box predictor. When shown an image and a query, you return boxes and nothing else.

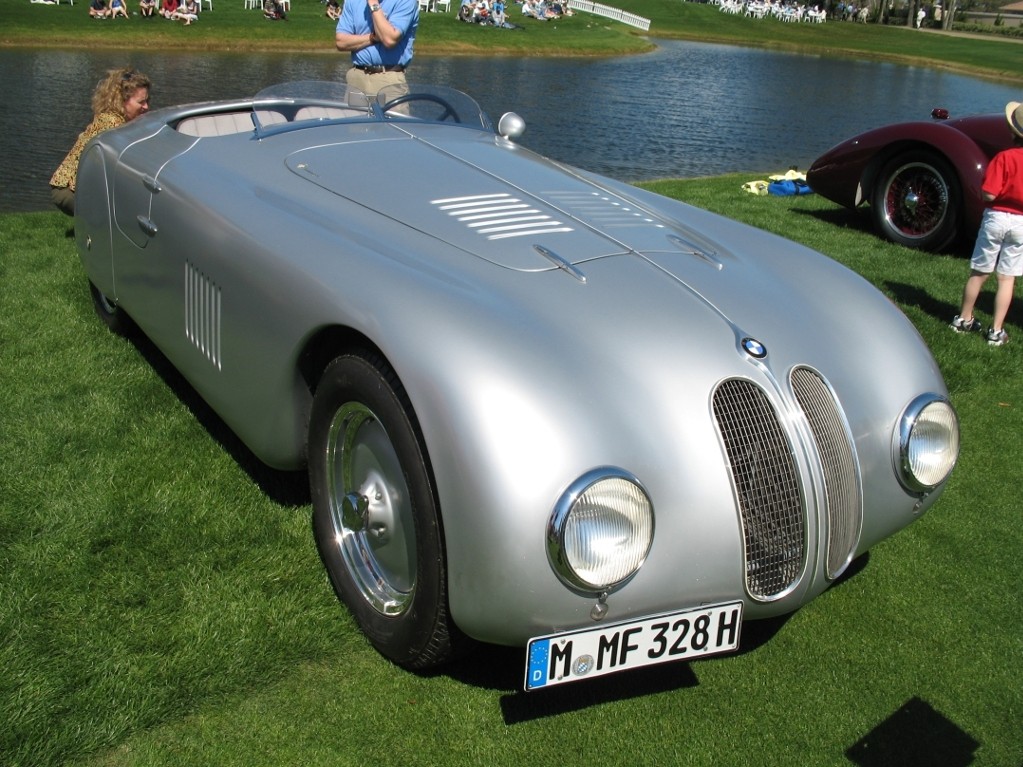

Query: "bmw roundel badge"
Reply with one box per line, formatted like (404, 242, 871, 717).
(742, 337, 767, 358)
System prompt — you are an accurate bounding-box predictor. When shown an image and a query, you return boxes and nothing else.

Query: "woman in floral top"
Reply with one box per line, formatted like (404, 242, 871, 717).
(50, 67, 152, 216)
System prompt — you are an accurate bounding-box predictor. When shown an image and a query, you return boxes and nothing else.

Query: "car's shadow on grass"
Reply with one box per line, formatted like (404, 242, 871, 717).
(449, 616, 792, 724)
(884, 281, 961, 326)
(113, 312, 310, 508)
(789, 203, 875, 235)
(438, 642, 703, 723)
(789, 204, 975, 259)
(437, 553, 873, 722)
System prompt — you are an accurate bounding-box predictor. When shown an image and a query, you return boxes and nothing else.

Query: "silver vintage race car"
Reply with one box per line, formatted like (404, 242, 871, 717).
(74, 81, 959, 690)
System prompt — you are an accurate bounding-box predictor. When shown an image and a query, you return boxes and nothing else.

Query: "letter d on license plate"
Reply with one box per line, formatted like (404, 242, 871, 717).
(524, 601, 742, 691)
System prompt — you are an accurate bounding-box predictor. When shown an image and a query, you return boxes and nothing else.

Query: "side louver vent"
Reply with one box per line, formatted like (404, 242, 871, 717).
(790, 367, 862, 579)
(713, 379, 805, 600)
(185, 262, 222, 370)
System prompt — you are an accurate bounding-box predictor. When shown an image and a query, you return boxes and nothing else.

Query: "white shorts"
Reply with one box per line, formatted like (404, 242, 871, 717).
(970, 209, 1023, 276)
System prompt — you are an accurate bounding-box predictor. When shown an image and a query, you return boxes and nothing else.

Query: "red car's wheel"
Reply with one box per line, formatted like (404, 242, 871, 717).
(872, 151, 960, 251)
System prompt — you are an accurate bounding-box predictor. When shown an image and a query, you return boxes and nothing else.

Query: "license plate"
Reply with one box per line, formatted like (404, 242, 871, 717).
(524, 601, 743, 691)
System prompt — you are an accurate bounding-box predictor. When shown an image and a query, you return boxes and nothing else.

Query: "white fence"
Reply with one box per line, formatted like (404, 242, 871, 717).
(569, 0, 651, 29)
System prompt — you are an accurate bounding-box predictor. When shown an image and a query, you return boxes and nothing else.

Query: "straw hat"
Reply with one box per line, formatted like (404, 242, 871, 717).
(1007, 101, 1023, 140)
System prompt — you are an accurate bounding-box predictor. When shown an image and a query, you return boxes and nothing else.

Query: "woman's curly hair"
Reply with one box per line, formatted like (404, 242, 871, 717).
(91, 67, 152, 118)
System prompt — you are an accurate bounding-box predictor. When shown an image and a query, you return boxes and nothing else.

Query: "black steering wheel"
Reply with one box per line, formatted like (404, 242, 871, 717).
(380, 92, 461, 123)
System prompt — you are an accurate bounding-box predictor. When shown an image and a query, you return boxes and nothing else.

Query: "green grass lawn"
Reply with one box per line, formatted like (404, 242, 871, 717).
(1, 178, 1020, 766)
(3, 0, 1023, 80)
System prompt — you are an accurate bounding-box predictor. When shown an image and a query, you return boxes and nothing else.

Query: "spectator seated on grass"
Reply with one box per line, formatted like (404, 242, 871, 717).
(520, 0, 539, 18)
(89, 0, 111, 18)
(521, 0, 560, 19)
(264, 0, 287, 20)
(110, 0, 129, 18)
(140, 0, 156, 16)
(171, 0, 198, 23)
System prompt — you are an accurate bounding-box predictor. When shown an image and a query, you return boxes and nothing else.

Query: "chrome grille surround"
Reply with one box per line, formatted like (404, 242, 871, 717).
(713, 379, 805, 600)
(790, 367, 862, 580)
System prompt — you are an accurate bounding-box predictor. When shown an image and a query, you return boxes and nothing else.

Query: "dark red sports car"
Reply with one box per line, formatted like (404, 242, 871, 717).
(807, 108, 1015, 251)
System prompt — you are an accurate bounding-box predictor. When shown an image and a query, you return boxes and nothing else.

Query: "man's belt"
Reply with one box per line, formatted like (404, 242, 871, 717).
(354, 64, 407, 74)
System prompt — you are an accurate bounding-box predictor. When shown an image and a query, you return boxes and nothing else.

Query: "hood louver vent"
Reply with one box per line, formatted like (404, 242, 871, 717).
(431, 193, 573, 240)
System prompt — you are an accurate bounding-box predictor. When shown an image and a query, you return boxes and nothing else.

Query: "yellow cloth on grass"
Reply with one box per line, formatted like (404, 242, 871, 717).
(743, 169, 806, 195)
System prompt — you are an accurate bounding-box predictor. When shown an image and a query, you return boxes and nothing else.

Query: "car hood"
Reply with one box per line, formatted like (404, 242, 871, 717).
(282, 124, 893, 361)
(285, 125, 721, 273)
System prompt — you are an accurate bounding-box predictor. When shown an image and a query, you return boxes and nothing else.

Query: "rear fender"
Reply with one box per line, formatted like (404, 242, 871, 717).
(75, 143, 116, 300)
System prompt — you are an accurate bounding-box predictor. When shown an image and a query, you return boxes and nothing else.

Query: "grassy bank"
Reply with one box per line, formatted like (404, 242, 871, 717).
(1, 179, 1020, 767)
(4, 0, 1023, 80)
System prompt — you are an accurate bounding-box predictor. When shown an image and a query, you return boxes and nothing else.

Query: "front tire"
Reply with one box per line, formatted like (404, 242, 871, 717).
(308, 352, 457, 669)
(871, 150, 960, 251)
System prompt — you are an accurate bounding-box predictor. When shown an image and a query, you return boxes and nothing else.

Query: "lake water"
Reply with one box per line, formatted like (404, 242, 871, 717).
(2, 40, 1019, 213)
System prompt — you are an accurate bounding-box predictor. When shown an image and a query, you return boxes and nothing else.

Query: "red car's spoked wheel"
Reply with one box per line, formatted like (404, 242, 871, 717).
(872, 151, 960, 251)
(884, 163, 948, 235)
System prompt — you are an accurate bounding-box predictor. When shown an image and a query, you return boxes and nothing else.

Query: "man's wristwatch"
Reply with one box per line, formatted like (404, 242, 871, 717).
(369, 3, 381, 10)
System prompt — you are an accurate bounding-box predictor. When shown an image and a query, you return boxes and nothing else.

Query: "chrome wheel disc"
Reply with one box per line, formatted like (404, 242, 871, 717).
(324, 402, 416, 616)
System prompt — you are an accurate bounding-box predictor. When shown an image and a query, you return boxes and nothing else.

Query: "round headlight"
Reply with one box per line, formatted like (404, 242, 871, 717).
(547, 468, 654, 593)
(896, 394, 959, 493)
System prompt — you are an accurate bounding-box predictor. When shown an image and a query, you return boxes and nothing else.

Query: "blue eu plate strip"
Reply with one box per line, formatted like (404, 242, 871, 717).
(526, 639, 549, 689)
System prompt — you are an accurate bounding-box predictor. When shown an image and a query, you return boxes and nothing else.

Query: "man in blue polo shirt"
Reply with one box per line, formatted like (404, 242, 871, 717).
(336, 0, 418, 98)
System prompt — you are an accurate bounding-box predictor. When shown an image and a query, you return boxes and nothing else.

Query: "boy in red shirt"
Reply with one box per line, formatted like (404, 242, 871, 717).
(951, 101, 1023, 346)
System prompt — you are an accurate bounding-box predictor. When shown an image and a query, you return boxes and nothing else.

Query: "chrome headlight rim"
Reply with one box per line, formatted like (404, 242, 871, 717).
(895, 393, 960, 495)
(546, 467, 655, 595)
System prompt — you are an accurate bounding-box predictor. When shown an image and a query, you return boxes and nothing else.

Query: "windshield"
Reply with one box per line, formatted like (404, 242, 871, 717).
(251, 80, 493, 135)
